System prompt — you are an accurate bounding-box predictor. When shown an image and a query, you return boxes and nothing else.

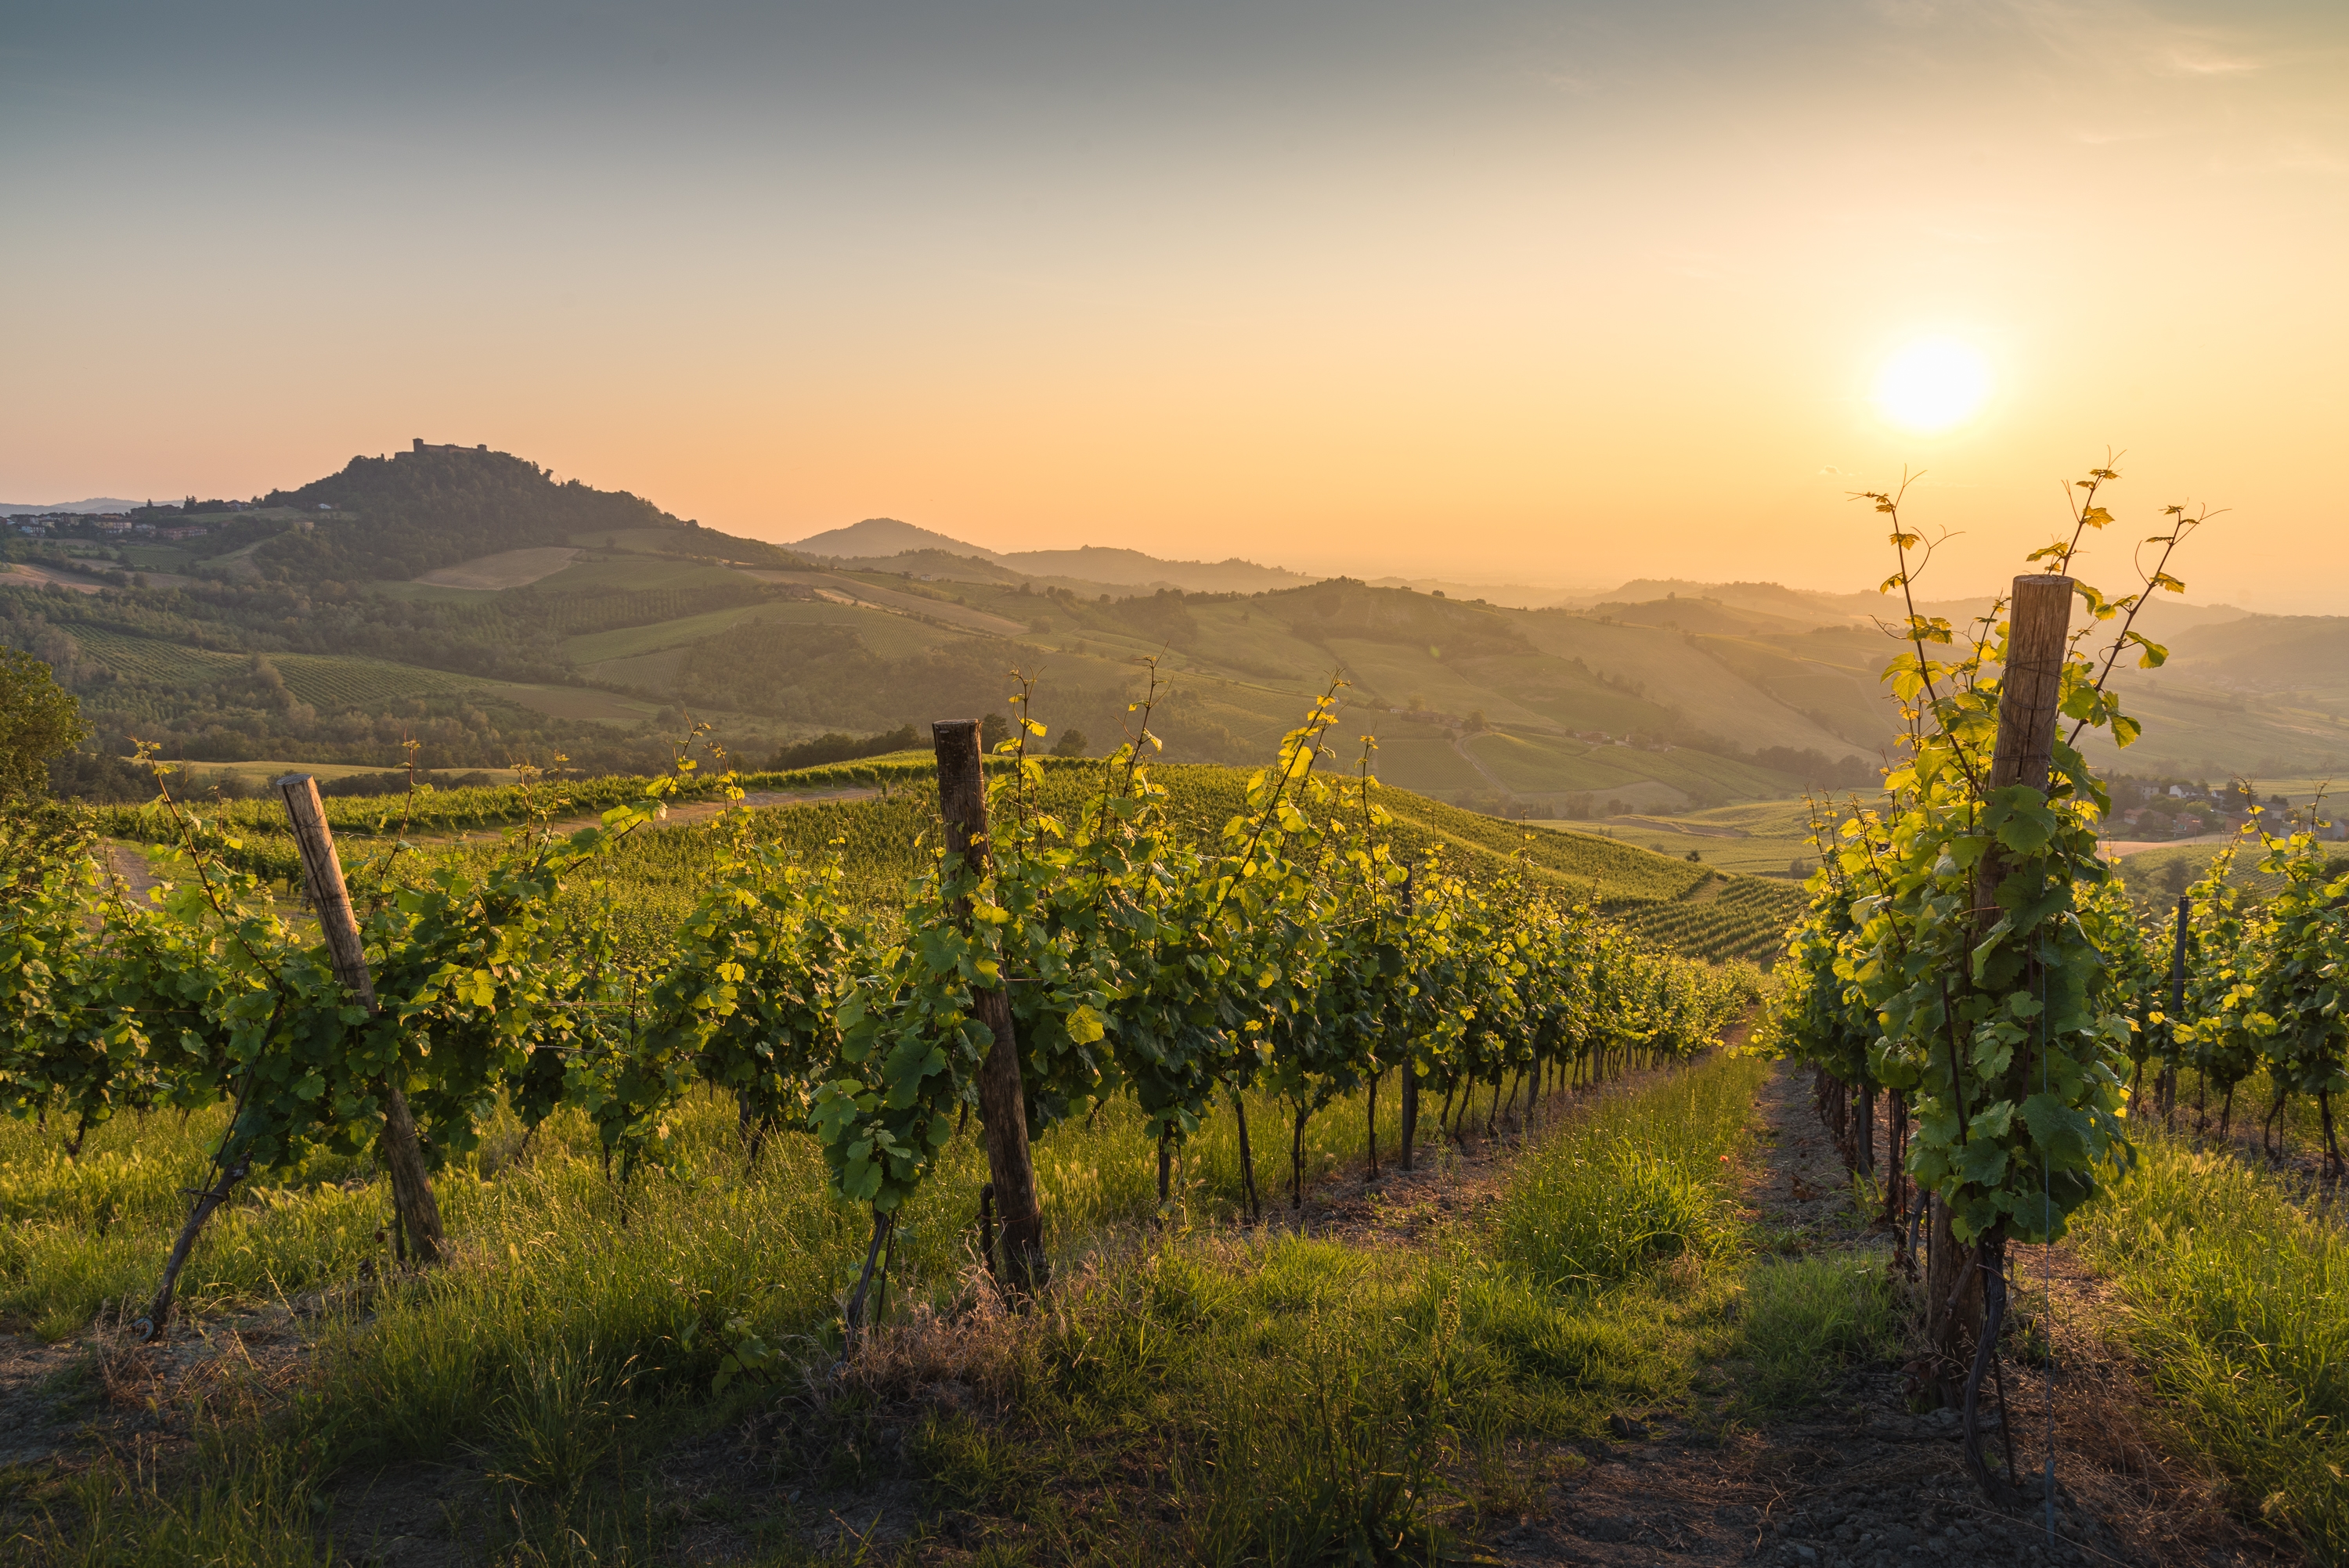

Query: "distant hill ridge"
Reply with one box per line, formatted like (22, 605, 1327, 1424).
(19, 442, 2336, 802)
(2, 498, 143, 516)
(785, 518, 980, 559)
(1597, 578, 2253, 639)
(785, 517, 1318, 595)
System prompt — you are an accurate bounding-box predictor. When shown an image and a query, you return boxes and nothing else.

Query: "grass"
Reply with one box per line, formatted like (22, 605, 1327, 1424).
(466, 679, 670, 724)
(15, 1447, 332, 1568)
(0, 1071, 1420, 1357)
(1493, 1053, 1760, 1290)
(1467, 730, 1687, 796)
(1730, 1255, 1903, 1411)
(561, 604, 780, 665)
(532, 555, 746, 594)
(1579, 797, 1828, 880)
(63, 628, 471, 708)
(916, 1052, 1769, 1561)
(5, 1049, 1764, 1564)
(2069, 1134, 2349, 1563)
(2130, 1063, 2333, 1162)
(159, 759, 523, 788)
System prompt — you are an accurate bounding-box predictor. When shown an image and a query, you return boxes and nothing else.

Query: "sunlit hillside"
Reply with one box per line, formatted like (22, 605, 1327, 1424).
(10, 444, 2349, 812)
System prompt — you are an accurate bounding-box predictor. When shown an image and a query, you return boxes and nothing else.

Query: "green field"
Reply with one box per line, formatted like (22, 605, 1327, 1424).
(1364, 734, 1488, 795)
(67, 627, 472, 707)
(561, 603, 779, 665)
(112, 544, 195, 571)
(1553, 797, 1835, 878)
(531, 553, 747, 594)
(1514, 611, 1864, 756)
(564, 526, 734, 555)
(94, 756, 1790, 964)
(161, 758, 522, 786)
(1468, 730, 1680, 795)
(1180, 600, 1348, 679)
(466, 679, 669, 724)
(550, 763, 1743, 935)
(755, 597, 966, 658)
(1615, 876, 1806, 964)
(1322, 637, 1553, 727)
(364, 578, 501, 602)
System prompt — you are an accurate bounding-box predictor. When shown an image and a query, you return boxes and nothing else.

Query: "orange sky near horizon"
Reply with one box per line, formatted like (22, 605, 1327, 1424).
(5, 2, 2342, 610)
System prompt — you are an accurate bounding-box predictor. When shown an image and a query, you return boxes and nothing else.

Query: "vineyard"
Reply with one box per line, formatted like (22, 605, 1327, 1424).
(0, 672, 1803, 1557)
(9, 474, 2349, 1565)
(529, 582, 772, 637)
(1615, 875, 1807, 966)
(9, 683, 1758, 1293)
(1765, 474, 2349, 1563)
(79, 752, 1805, 970)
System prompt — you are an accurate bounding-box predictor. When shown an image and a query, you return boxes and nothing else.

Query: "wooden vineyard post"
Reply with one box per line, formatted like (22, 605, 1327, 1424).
(1398, 868, 1419, 1172)
(930, 722, 1049, 1294)
(1925, 576, 2070, 1379)
(1936, 576, 2070, 1501)
(277, 774, 445, 1265)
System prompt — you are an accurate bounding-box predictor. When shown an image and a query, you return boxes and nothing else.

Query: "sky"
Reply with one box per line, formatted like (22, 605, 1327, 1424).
(4, 1, 2343, 608)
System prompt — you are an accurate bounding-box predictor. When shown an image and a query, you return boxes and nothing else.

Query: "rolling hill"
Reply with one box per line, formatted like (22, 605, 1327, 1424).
(785, 517, 1319, 595)
(9, 444, 2345, 815)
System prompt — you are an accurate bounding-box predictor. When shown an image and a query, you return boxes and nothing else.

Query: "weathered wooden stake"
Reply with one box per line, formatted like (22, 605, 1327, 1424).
(1925, 575, 2071, 1386)
(277, 773, 445, 1264)
(1942, 576, 2070, 1503)
(930, 722, 1048, 1293)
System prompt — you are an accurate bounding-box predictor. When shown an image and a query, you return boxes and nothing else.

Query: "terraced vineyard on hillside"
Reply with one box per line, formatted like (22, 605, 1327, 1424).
(1615, 875, 1806, 964)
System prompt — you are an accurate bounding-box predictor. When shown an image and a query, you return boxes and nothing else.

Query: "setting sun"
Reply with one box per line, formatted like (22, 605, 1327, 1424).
(1873, 339, 1993, 434)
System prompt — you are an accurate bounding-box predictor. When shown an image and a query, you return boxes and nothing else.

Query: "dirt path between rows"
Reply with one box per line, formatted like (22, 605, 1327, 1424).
(1490, 1062, 2293, 1568)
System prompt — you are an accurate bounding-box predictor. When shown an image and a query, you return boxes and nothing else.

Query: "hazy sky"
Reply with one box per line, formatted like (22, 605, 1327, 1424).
(5, 2, 2342, 607)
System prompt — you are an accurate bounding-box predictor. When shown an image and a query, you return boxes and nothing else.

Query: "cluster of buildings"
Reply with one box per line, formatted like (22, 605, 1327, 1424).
(9, 512, 125, 535)
(9, 513, 211, 540)
(2110, 784, 2349, 842)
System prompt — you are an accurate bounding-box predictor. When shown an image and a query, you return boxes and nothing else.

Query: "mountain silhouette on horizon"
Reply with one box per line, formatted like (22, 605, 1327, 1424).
(785, 517, 1319, 596)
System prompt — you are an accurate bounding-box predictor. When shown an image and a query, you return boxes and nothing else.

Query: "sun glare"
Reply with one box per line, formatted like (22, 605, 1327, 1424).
(1874, 340, 1992, 433)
